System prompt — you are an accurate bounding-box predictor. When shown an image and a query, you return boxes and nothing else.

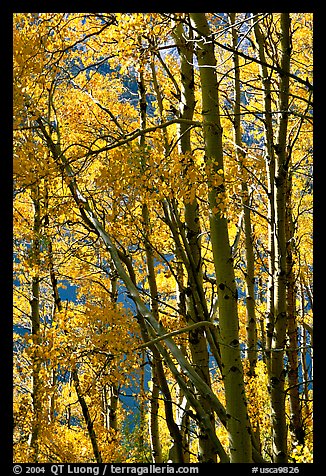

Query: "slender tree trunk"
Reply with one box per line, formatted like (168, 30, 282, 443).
(285, 170, 304, 445)
(300, 325, 310, 407)
(190, 12, 252, 463)
(138, 349, 146, 461)
(173, 386, 191, 463)
(138, 68, 163, 463)
(173, 18, 216, 463)
(148, 365, 163, 463)
(270, 13, 292, 463)
(102, 384, 118, 432)
(102, 385, 109, 430)
(72, 367, 102, 463)
(44, 181, 58, 425)
(299, 280, 311, 415)
(109, 384, 119, 432)
(253, 20, 276, 375)
(150, 56, 201, 463)
(258, 277, 267, 366)
(29, 186, 42, 463)
(300, 272, 313, 315)
(230, 13, 257, 376)
(254, 15, 291, 462)
(108, 277, 119, 433)
(156, 358, 185, 463)
(230, 12, 261, 450)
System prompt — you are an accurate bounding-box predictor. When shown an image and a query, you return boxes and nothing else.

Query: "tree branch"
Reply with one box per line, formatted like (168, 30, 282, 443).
(136, 320, 216, 350)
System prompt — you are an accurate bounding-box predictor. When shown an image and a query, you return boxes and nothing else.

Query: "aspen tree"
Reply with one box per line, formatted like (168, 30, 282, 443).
(252, 12, 293, 462)
(229, 13, 258, 376)
(299, 278, 312, 409)
(149, 56, 187, 463)
(28, 186, 42, 463)
(270, 13, 291, 463)
(189, 12, 252, 463)
(107, 277, 119, 433)
(137, 66, 164, 463)
(285, 169, 304, 445)
(173, 17, 216, 463)
(149, 46, 190, 463)
(253, 18, 276, 373)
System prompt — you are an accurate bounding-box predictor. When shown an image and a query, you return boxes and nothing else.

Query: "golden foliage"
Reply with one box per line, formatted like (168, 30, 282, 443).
(13, 12, 313, 463)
